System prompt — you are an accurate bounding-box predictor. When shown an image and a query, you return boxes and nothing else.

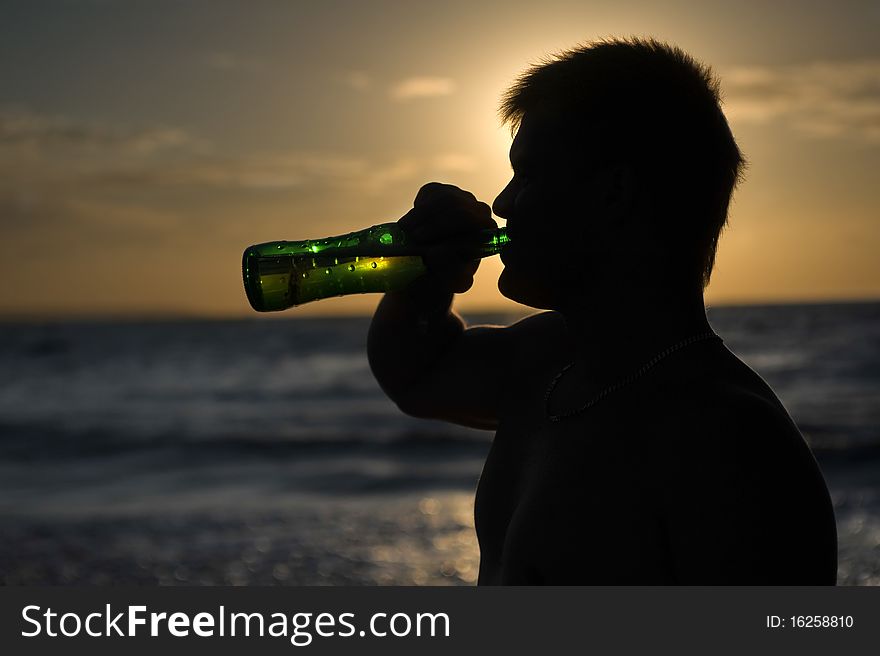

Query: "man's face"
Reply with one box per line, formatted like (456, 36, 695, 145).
(493, 112, 618, 310)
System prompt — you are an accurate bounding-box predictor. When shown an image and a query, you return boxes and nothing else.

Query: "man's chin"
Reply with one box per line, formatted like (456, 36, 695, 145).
(498, 267, 556, 310)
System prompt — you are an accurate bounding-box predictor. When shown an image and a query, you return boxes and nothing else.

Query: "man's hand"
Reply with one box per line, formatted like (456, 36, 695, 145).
(398, 182, 497, 294)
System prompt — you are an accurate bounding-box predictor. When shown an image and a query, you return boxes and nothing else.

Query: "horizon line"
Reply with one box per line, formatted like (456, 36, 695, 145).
(1, 295, 878, 324)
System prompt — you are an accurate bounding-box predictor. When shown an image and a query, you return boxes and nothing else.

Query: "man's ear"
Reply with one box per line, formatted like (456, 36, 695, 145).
(601, 164, 635, 219)
(578, 163, 635, 239)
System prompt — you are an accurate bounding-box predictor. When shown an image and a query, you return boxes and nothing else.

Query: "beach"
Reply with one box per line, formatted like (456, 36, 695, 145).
(1, 302, 878, 585)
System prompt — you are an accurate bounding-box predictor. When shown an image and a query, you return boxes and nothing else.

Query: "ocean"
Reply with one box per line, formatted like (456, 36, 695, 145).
(0, 301, 878, 585)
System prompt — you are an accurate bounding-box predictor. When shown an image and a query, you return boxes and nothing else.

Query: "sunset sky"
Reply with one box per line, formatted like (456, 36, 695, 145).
(2, 0, 879, 318)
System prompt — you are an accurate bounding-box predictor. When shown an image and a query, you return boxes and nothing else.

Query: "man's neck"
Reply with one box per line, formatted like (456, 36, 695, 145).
(557, 285, 713, 389)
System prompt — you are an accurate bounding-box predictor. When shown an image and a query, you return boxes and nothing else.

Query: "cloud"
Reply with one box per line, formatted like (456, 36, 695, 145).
(431, 153, 477, 172)
(723, 59, 880, 144)
(390, 76, 456, 101)
(341, 71, 372, 91)
(0, 107, 482, 248)
(359, 157, 420, 193)
(0, 110, 460, 203)
(201, 52, 264, 74)
(0, 108, 196, 154)
(104, 153, 370, 191)
(119, 155, 426, 196)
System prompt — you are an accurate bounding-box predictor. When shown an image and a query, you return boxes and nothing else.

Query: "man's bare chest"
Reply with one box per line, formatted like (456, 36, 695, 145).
(474, 405, 671, 584)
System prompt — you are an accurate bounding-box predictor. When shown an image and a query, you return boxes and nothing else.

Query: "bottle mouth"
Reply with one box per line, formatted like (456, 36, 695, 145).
(242, 249, 295, 312)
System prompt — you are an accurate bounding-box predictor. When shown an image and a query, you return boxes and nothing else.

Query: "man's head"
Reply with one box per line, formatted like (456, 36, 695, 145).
(493, 38, 745, 310)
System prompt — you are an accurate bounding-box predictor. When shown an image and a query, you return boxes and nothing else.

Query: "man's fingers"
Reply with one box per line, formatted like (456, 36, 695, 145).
(475, 201, 493, 221)
(414, 182, 478, 208)
(400, 212, 495, 247)
(397, 207, 426, 241)
(421, 244, 481, 289)
(399, 183, 495, 295)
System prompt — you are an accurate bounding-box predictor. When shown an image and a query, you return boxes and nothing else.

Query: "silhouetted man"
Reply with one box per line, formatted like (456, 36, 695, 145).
(367, 38, 838, 584)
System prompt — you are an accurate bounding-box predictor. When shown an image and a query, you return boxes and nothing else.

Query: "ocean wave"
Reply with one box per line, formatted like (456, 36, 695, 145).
(0, 421, 491, 462)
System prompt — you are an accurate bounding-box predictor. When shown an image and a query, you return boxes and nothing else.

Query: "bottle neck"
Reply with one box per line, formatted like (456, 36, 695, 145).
(475, 226, 509, 257)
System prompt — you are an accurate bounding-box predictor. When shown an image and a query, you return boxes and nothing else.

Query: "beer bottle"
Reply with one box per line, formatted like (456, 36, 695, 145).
(242, 222, 509, 312)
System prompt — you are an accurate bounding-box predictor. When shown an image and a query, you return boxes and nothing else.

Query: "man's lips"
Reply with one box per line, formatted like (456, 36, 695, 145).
(500, 244, 513, 265)
(499, 225, 513, 264)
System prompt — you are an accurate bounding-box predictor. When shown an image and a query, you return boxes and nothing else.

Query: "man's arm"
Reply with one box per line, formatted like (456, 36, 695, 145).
(367, 182, 508, 430)
(367, 280, 509, 430)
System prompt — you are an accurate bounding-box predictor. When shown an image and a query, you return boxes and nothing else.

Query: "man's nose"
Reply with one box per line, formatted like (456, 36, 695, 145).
(492, 181, 515, 219)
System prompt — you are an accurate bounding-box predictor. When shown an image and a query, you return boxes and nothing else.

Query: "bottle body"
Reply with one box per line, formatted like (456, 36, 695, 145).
(242, 222, 509, 312)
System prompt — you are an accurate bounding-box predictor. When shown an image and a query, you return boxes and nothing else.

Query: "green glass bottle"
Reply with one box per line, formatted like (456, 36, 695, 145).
(242, 222, 510, 311)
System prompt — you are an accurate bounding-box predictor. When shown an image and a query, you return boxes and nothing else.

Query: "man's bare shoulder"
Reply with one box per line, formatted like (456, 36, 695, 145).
(505, 310, 568, 360)
(506, 309, 567, 334)
(642, 342, 785, 420)
(644, 361, 811, 480)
